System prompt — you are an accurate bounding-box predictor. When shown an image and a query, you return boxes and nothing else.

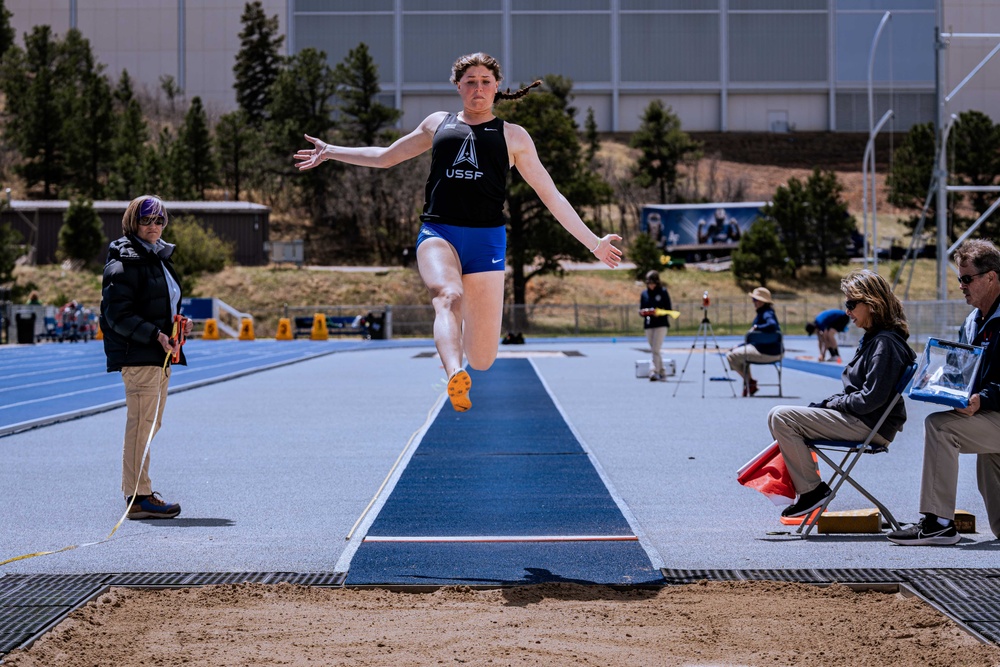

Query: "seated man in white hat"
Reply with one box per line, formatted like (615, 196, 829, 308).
(726, 287, 782, 396)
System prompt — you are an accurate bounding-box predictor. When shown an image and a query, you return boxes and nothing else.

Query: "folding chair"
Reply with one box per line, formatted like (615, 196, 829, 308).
(798, 361, 918, 537)
(743, 331, 783, 397)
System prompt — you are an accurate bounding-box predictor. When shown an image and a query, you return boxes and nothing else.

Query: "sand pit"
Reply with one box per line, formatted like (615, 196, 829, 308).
(4, 580, 998, 666)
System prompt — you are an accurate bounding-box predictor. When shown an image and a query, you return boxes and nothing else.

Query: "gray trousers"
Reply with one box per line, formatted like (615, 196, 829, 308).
(645, 326, 667, 376)
(768, 405, 888, 494)
(919, 409, 1000, 537)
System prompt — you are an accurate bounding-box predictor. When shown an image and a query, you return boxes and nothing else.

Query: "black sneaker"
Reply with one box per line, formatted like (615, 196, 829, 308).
(887, 515, 960, 546)
(781, 482, 832, 518)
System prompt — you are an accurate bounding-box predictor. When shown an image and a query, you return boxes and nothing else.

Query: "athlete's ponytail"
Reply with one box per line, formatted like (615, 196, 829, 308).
(494, 80, 541, 102)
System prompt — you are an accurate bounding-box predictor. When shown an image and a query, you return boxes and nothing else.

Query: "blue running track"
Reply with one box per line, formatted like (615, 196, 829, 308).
(346, 359, 664, 586)
(0, 339, 404, 436)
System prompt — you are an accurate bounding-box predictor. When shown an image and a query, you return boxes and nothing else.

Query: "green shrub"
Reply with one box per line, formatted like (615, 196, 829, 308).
(162, 215, 233, 294)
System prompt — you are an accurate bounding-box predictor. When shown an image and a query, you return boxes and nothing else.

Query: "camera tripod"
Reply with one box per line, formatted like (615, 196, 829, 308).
(672, 306, 737, 398)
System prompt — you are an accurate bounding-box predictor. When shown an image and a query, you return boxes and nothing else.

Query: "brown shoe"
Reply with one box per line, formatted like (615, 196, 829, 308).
(749, 379, 759, 396)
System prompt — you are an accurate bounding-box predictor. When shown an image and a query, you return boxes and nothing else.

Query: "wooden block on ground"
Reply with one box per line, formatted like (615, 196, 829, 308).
(817, 508, 881, 534)
(955, 510, 976, 534)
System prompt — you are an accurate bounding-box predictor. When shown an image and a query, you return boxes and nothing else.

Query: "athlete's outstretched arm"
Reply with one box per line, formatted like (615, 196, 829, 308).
(506, 123, 622, 268)
(294, 111, 447, 171)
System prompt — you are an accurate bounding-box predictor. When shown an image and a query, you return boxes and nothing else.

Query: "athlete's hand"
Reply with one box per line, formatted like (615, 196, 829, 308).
(592, 234, 623, 269)
(294, 134, 329, 171)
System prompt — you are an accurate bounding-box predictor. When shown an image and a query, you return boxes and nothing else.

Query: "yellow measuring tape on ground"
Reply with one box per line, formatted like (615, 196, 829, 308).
(1, 327, 179, 568)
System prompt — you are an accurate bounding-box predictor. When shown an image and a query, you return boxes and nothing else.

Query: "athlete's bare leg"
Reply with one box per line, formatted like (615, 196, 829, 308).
(417, 238, 466, 378)
(460, 270, 505, 370)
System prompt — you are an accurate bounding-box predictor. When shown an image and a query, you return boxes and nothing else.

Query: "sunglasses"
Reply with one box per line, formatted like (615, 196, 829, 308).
(138, 216, 166, 227)
(957, 271, 989, 285)
(845, 299, 864, 311)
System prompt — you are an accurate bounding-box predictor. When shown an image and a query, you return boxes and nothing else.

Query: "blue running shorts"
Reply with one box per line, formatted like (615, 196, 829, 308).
(416, 222, 506, 274)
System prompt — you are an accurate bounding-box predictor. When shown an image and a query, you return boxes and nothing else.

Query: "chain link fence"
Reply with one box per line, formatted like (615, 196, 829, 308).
(279, 299, 972, 347)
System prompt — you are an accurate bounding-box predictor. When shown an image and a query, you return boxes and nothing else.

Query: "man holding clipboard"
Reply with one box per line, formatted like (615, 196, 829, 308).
(890, 239, 1000, 546)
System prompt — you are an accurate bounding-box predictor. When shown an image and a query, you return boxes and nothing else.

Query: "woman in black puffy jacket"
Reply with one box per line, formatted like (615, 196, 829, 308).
(101, 195, 192, 520)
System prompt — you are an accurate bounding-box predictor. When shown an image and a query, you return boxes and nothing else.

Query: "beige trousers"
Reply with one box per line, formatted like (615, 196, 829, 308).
(919, 409, 1000, 537)
(768, 405, 888, 494)
(120, 365, 170, 497)
(726, 344, 781, 381)
(645, 326, 667, 376)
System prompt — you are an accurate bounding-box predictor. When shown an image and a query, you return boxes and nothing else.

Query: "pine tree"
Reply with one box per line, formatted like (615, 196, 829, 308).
(233, 0, 285, 127)
(887, 122, 943, 237)
(952, 110, 1000, 239)
(265, 47, 337, 220)
(497, 76, 613, 310)
(215, 110, 263, 201)
(630, 100, 700, 204)
(176, 96, 218, 199)
(108, 70, 153, 199)
(331, 43, 400, 146)
(0, 25, 66, 198)
(804, 168, 854, 276)
(583, 107, 600, 165)
(732, 219, 788, 288)
(58, 29, 113, 199)
(0, 0, 14, 61)
(0, 212, 23, 287)
(762, 169, 855, 277)
(57, 198, 106, 270)
(762, 176, 809, 274)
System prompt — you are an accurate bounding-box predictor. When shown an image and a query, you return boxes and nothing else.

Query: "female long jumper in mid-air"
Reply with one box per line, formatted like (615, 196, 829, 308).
(295, 52, 622, 412)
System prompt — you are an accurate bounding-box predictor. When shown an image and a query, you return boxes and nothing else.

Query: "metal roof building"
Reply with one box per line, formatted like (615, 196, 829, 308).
(1, 200, 270, 266)
(6, 1, 998, 134)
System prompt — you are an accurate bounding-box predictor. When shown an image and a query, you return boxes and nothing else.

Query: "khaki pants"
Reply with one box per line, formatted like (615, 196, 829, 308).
(120, 365, 170, 497)
(645, 326, 667, 376)
(768, 405, 888, 494)
(727, 344, 781, 381)
(919, 409, 1000, 537)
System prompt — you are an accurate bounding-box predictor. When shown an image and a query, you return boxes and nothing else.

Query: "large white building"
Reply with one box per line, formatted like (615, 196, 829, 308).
(7, 1, 1000, 133)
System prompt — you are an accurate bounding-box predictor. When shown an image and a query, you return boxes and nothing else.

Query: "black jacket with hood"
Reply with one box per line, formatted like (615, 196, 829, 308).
(100, 234, 187, 372)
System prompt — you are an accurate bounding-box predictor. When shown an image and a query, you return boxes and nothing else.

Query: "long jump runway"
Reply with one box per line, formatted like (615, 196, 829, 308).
(345, 358, 664, 586)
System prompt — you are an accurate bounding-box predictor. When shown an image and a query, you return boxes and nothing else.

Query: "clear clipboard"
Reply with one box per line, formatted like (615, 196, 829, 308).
(908, 338, 984, 409)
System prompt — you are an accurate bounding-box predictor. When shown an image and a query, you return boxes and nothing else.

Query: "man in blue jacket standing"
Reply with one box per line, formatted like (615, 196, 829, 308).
(889, 239, 1000, 546)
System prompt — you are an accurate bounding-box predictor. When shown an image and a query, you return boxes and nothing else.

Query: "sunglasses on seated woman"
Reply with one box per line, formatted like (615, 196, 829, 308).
(138, 216, 167, 227)
(845, 299, 864, 311)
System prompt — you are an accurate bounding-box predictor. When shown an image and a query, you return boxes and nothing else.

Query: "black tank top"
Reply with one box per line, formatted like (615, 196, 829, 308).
(420, 113, 509, 228)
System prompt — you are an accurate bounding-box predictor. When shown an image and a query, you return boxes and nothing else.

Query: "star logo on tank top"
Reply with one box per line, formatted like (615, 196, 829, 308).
(446, 130, 484, 180)
(452, 131, 479, 169)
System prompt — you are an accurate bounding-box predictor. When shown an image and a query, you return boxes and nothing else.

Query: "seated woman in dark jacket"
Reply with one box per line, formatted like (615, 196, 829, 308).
(768, 269, 916, 518)
(726, 286, 782, 396)
(101, 195, 193, 520)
